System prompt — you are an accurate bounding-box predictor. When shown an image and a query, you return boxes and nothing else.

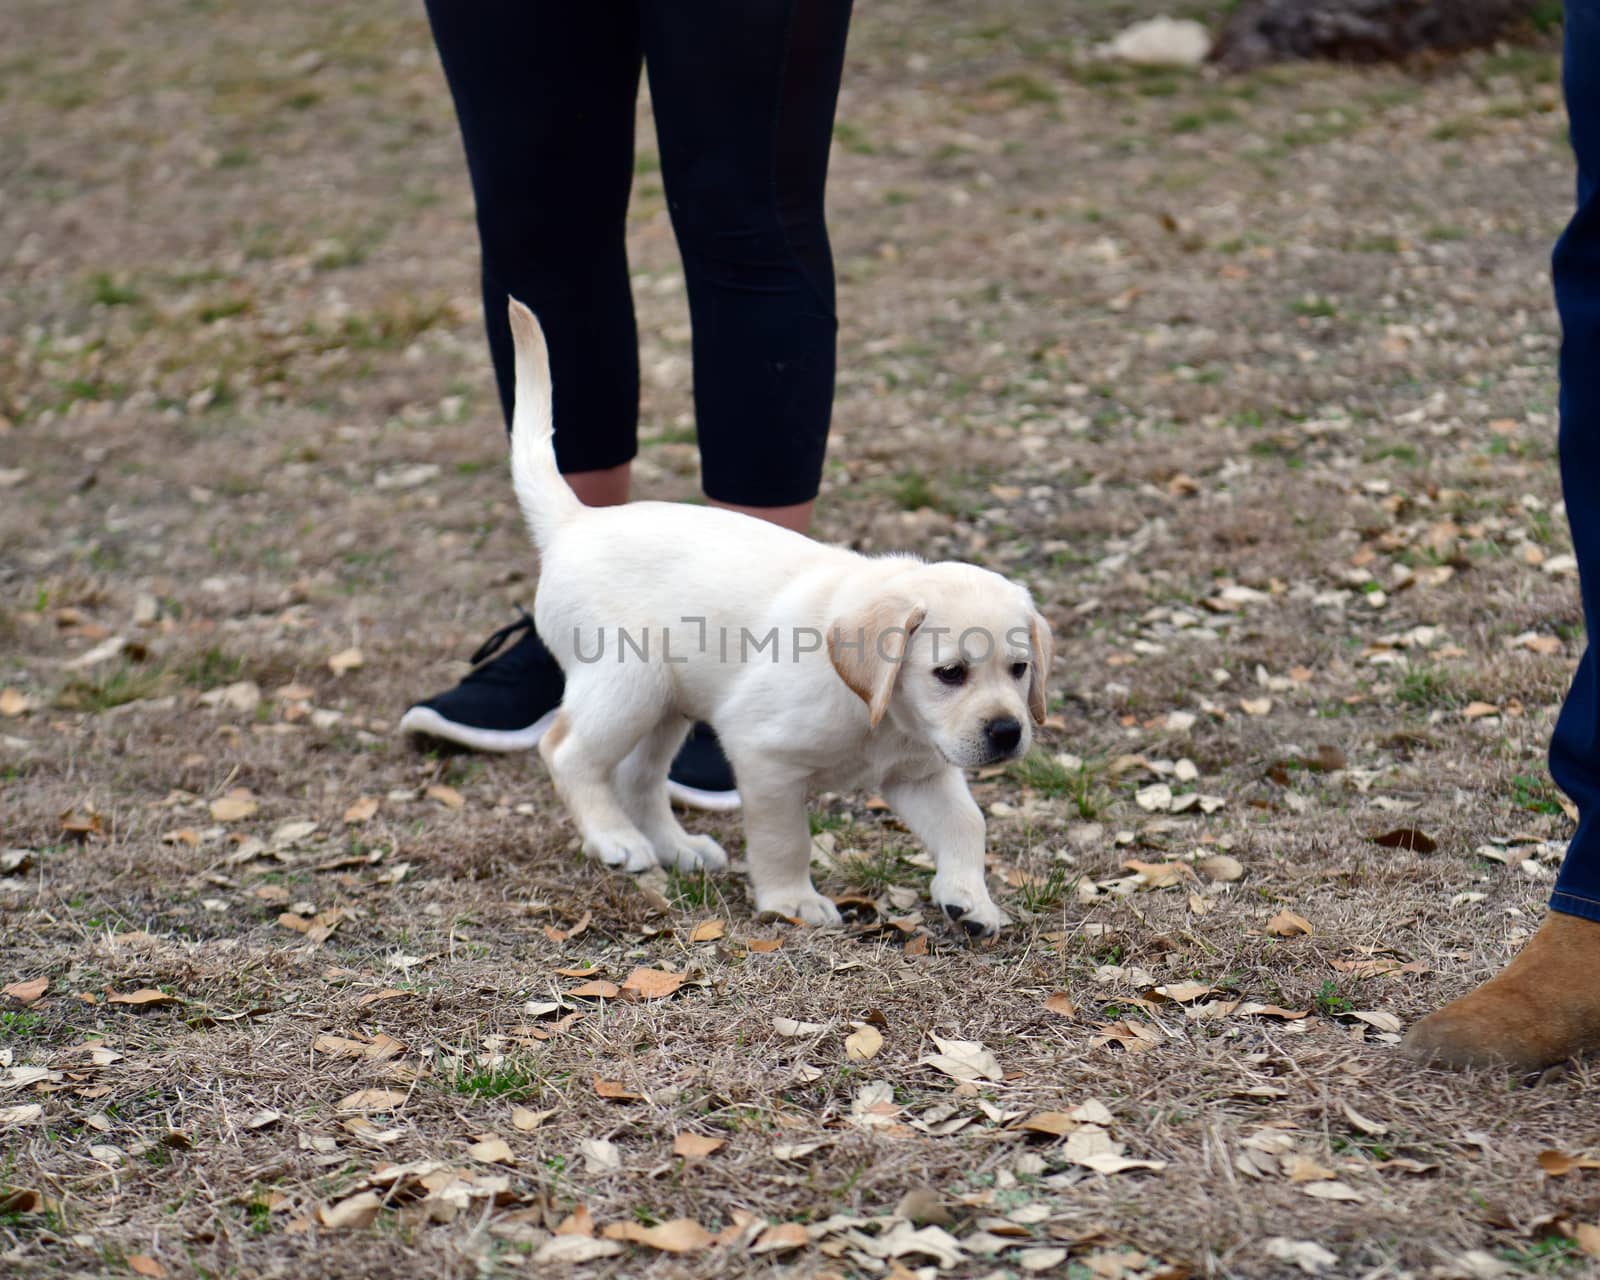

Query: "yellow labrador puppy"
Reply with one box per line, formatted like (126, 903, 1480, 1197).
(508, 300, 1051, 936)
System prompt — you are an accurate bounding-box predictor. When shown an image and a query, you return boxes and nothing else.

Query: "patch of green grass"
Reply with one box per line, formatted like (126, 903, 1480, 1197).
(838, 846, 920, 895)
(1280, 112, 1360, 147)
(1313, 980, 1353, 1017)
(1497, 1237, 1587, 1275)
(985, 72, 1056, 106)
(809, 811, 852, 837)
(1395, 666, 1452, 710)
(1289, 296, 1338, 319)
(667, 868, 716, 910)
(1424, 224, 1466, 242)
(89, 273, 141, 307)
(1010, 752, 1105, 820)
(1431, 117, 1488, 142)
(0, 1009, 45, 1037)
(1353, 234, 1402, 254)
(328, 297, 453, 352)
(832, 121, 875, 155)
(197, 295, 251, 324)
(1169, 104, 1240, 134)
(1511, 773, 1564, 817)
(1015, 865, 1076, 914)
(181, 647, 243, 689)
(448, 1057, 544, 1100)
(54, 663, 168, 712)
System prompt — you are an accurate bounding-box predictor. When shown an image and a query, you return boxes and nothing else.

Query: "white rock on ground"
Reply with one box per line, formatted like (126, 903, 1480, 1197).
(1099, 16, 1212, 67)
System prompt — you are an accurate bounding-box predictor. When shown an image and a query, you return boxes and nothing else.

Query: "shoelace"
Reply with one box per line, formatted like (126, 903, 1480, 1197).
(468, 607, 535, 667)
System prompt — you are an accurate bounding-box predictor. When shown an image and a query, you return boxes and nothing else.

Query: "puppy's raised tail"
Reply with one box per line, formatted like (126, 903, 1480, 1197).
(507, 298, 582, 551)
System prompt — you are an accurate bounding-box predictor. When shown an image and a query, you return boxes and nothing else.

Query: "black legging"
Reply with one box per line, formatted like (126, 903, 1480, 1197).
(424, 1, 853, 508)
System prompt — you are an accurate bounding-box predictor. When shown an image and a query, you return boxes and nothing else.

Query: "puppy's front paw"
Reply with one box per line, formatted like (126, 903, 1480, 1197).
(584, 830, 657, 874)
(756, 887, 844, 928)
(655, 832, 729, 874)
(932, 880, 1011, 939)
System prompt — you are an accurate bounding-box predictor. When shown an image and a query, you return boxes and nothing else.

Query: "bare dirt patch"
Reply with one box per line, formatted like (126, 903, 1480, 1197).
(2, 2, 1595, 1276)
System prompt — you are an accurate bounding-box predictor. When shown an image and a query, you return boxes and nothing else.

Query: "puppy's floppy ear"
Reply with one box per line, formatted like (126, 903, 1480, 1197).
(1026, 607, 1055, 726)
(829, 598, 927, 729)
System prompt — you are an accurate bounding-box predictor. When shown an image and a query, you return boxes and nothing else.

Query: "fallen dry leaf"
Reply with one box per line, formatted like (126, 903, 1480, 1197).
(535, 1237, 623, 1264)
(1124, 858, 1191, 889)
(107, 988, 176, 1007)
(620, 967, 684, 1000)
(3, 978, 47, 1005)
(773, 1017, 828, 1037)
(466, 1135, 514, 1164)
(688, 919, 725, 943)
(580, 1138, 621, 1173)
(0, 1104, 44, 1128)
(0, 689, 33, 718)
(919, 1034, 1004, 1083)
(749, 1222, 809, 1255)
(673, 1131, 725, 1160)
(1265, 909, 1313, 938)
(425, 783, 464, 811)
(554, 1204, 596, 1237)
(1240, 696, 1272, 716)
(594, 1077, 640, 1102)
(336, 1089, 407, 1113)
(1341, 1101, 1389, 1136)
(1299, 1180, 1363, 1202)
(1539, 1149, 1600, 1177)
(128, 1256, 167, 1278)
(209, 789, 258, 823)
(1236, 1002, 1310, 1020)
(1371, 827, 1437, 854)
(318, 1190, 383, 1229)
(511, 1106, 556, 1132)
(1195, 853, 1244, 882)
(1575, 1223, 1600, 1260)
(327, 646, 364, 675)
(845, 1024, 884, 1061)
(1015, 1112, 1079, 1138)
(1044, 992, 1078, 1018)
(743, 937, 783, 953)
(568, 979, 621, 999)
(342, 796, 380, 824)
(601, 1218, 714, 1253)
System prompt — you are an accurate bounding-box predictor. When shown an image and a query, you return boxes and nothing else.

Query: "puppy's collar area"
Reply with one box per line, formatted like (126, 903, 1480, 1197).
(469, 607, 535, 667)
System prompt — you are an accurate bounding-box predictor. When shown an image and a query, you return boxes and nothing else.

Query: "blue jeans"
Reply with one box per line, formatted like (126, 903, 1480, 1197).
(1550, 0, 1600, 922)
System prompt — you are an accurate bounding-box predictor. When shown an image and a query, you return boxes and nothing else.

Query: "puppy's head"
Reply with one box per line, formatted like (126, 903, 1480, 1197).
(828, 564, 1054, 768)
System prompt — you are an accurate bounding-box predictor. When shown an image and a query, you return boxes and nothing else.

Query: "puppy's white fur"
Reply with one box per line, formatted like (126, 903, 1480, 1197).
(508, 300, 1053, 936)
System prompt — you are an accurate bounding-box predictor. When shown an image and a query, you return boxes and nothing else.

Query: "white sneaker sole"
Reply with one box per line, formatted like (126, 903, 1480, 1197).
(399, 704, 560, 753)
(401, 704, 742, 812)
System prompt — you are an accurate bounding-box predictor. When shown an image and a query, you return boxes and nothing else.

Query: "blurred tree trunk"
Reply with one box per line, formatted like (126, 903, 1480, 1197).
(1212, 0, 1555, 69)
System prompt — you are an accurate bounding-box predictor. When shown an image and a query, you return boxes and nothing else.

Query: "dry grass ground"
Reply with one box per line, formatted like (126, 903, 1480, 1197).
(2, 2, 1597, 1277)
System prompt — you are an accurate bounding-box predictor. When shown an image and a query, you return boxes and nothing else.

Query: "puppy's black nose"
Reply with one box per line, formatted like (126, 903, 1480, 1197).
(985, 716, 1022, 755)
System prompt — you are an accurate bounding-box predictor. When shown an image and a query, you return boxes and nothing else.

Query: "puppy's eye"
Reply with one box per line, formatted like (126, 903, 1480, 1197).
(934, 664, 967, 687)
(1011, 661, 1029, 681)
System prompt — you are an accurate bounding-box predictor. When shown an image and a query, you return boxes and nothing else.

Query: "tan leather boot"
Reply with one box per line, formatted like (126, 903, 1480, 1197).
(1404, 911, 1600, 1070)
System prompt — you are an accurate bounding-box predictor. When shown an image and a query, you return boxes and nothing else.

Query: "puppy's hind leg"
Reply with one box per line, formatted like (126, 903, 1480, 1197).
(616, 714, 728, 873)
(539, 670, 662, 873)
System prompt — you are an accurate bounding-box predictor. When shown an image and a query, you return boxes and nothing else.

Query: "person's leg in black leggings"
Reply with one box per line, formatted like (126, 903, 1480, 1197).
(642, 0, 853, 526)
(422, 1, 643, 485)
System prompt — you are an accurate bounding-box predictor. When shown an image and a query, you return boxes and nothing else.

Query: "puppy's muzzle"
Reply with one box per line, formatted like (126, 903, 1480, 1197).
(984, 716, 1023, 759)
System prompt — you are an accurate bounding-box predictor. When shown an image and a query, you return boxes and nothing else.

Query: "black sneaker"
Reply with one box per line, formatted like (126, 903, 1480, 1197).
(400, 610, 564, 752)
(667, 722, 741, 813)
